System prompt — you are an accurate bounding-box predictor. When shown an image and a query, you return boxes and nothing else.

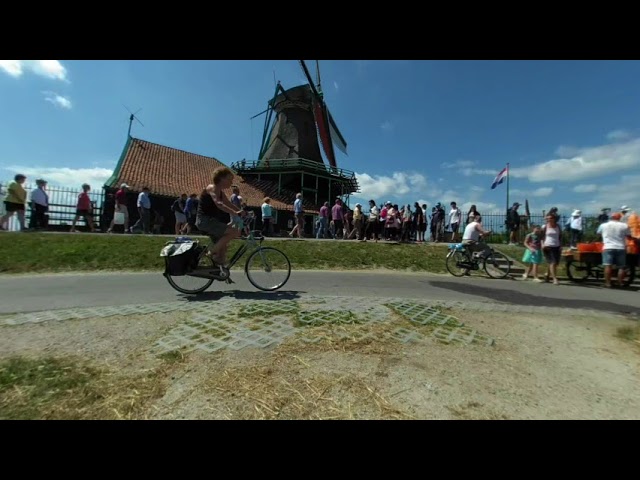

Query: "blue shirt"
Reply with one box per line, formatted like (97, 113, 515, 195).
(137, 191, 151, 209)
(262, 202, 272, 218)
(294, 198, 303, 214)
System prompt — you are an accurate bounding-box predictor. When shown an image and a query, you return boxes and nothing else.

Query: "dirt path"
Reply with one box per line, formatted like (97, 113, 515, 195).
(1, 297, 638, 420)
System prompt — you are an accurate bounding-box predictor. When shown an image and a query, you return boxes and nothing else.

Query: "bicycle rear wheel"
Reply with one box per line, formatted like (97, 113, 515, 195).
(446, 250, 470, 277)
(165, 251, 215, 295)
(245, 247, 291, 291)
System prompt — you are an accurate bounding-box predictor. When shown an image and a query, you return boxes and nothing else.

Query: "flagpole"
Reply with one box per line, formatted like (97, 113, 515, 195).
(506, 162, 510, 213)
(506, 163, 510, 244)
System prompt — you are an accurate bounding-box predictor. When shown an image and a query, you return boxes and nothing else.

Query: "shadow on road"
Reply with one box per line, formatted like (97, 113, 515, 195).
(180, 290, 305, 302)
(428, 280, 640, 315)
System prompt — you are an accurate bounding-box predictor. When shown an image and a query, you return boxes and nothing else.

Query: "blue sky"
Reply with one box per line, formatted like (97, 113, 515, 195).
(1, 59, 639, 214)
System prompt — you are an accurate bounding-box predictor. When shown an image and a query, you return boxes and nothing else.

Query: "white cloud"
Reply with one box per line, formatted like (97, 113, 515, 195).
(580, 174, 640, 214)
(440, 159, 497, 177)
(573, 184, 598, 193)
(441, 160, 476, 169)
(380, 121, 393, 132)
(356, 171, 427, 199)
(532, 187, 553, 197)
(42, 91, 72, 109)
(510, 136, 640, 183)
(607, 129, 631, 142)
(0, 60, 68, 81)
(333, 81, 339, 91)
(459, 201, 499, 214)
(4, 166, 113, 188)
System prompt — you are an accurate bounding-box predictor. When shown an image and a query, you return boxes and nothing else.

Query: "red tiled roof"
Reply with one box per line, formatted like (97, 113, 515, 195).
(106, 137, 316, 213)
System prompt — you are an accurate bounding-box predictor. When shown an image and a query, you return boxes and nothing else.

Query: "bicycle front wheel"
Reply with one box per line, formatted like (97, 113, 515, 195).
(245, 247, 292, 291)
(483, 250, 511, 279)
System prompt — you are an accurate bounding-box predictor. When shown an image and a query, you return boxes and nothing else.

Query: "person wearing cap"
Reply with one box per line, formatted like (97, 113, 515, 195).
(107, 183, 130, 233)
(596, 212, 633, 288)
(597, 208, 610, 226)
(431, 202, 445, 242)
(30, 178, 49, 230)
(620, 206, 631, 224)
(567, 209, 583, 250)
(349, 203, 364, 240)
(506, 202, 521, 245)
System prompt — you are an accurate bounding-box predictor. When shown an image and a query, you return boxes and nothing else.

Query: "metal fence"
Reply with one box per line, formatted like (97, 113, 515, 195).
(0, 182, 105, 231)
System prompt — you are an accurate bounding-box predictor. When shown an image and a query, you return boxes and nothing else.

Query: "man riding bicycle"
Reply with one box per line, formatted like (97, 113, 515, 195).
(462, 214, 493, 259)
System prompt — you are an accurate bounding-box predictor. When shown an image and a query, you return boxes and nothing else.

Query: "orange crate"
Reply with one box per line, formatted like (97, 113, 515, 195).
(577, 243, 595, 253)
(593, 242, 603, 253)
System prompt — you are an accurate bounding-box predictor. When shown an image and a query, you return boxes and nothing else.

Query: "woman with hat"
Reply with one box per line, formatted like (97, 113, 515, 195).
(567, 209, 583, 250)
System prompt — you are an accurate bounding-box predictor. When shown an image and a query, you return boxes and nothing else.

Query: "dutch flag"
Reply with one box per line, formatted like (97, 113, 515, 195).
(491, 166, 508, 190)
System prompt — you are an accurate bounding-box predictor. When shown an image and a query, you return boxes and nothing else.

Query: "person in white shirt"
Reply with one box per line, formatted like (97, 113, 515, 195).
(596, 212, 633, 288)
(30, 179, 49, 229)
(448, 201, 463, 242)
(620, 205, 631, 223)
(462, 215, 492, 259)
(542, 213, 562, 285)
(567, 209, 583, 250)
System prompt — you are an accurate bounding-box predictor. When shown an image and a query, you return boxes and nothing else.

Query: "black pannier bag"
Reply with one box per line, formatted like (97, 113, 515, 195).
(160, 238, 202, 276)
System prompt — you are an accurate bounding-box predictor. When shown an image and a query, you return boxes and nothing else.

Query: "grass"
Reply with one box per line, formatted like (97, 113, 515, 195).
(0, 356, 100, 420)
(616, 325, 640, 343)
(0, 354, 183, 420)
(0, 233, 455, 274)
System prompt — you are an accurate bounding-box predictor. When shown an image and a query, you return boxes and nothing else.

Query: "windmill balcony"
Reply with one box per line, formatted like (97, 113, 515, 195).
(231, 157, 357, 180)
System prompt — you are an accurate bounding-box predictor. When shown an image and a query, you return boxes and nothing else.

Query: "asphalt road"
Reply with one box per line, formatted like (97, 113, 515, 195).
(1, 270, 639, 315)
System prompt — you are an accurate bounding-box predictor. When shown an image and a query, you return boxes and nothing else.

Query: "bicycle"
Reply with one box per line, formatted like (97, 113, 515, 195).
(445, 241, 511, 279)
(163, 212, 292, 295)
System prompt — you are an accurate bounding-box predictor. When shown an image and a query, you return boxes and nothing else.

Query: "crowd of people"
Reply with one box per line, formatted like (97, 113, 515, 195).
(305, 199, 484, 244)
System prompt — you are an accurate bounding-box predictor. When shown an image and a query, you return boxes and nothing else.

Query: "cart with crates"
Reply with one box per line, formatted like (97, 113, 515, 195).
(563, 240, 638, 286)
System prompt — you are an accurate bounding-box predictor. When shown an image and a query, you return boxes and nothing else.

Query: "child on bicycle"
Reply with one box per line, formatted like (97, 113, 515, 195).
(522, 224, 543, 282)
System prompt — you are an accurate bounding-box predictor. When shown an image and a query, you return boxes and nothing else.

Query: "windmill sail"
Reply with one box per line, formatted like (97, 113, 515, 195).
(327, 109, 348, 155)
(313, 100, 337, 168)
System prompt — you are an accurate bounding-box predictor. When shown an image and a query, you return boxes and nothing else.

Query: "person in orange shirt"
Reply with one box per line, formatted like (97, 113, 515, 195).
(623, 206, 639, 238)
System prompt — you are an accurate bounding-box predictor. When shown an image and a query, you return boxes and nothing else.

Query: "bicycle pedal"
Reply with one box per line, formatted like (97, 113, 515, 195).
(225, 278, 235, 284)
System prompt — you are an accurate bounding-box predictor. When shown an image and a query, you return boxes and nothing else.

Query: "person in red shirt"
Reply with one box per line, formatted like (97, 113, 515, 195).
(107, 183, 130, 233)
(71, 184, 96, 232)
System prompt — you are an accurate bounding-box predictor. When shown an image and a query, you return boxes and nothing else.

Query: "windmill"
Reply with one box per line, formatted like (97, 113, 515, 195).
(254, 60, 348, 169)
(123, 105, 144, 137)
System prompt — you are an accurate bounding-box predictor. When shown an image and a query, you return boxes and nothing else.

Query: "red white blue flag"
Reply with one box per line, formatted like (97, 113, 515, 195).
(491, 166, 508, 190)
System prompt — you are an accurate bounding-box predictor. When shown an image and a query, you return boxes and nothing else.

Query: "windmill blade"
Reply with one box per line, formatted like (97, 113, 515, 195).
(327, 108, 348, 155)
(299, 60, 321, 99)
(250, 108, 269, 120)
(134, 116, 144, 127)
(525, 199, 530, 218)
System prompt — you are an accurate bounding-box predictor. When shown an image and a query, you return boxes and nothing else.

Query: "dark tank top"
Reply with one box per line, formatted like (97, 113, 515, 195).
(197, 188, 229, 223)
